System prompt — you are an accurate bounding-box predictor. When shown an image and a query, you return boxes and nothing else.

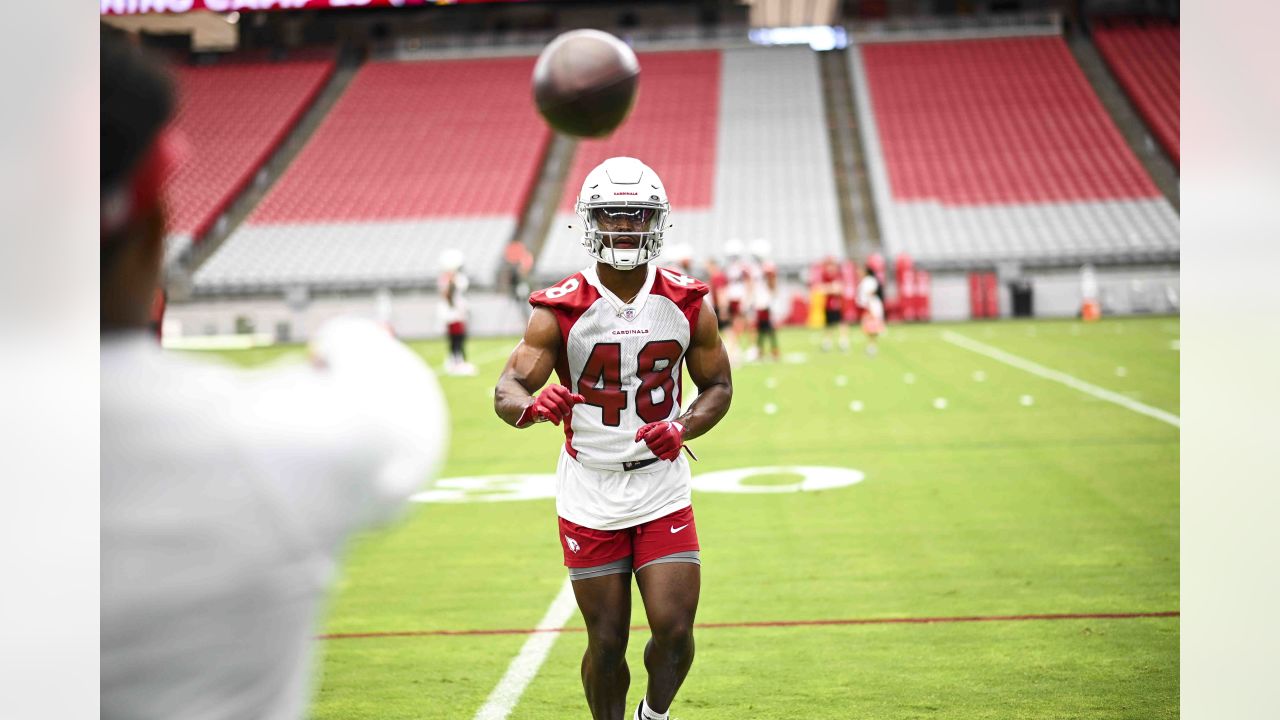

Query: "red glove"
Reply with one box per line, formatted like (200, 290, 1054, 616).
(516, 385, 585, 427)
(635, 420, 687, 462)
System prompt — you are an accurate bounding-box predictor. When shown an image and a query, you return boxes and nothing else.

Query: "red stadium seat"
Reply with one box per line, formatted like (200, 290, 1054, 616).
(860, 36, 1160, 206)
(163, 58, 335, 239)
(557, 51, 720, 214)
(1092, 20, 1179, 167)
(251, 57, 550, 224)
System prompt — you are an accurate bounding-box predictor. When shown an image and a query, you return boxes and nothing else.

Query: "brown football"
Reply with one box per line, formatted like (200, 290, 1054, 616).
(532, 29, 640, 138)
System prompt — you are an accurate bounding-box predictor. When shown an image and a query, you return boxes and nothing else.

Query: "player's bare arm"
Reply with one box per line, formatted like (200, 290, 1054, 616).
(494, 307, 583, 427)
(676, 298, 733, 440)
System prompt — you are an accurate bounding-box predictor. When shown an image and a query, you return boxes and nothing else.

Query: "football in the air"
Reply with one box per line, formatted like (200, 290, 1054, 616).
(532, 29, 640, 138)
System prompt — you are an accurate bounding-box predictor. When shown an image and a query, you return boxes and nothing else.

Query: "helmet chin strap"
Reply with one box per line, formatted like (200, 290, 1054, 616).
(603, 245, 643, 270)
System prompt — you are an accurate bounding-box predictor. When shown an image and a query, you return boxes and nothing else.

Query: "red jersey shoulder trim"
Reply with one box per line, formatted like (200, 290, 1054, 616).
(651, 266, 710, 312)
(528, 273, 599, 461)
(529, 273, 599, 314)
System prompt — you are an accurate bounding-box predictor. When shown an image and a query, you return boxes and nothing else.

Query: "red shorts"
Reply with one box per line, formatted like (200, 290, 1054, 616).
(559, 506, 700, 570)
(727, 300, 743, 318)
(446, 321, 466, 336)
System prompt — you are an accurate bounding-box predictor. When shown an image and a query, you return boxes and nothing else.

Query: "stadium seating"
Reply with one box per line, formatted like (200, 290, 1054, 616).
(193, 56, 549, 293)
(535, 47, 844, 279)
(163, 57, 334, 265)
(851, 36, 1178, 269)
(1092, 20, 1179, 166)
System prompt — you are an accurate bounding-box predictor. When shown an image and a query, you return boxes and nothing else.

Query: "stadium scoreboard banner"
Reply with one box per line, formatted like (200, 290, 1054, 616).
(101, 0, 530, 15)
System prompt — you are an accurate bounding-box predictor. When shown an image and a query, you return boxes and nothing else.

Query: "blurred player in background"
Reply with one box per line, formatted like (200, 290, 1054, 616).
(101, 29, 448, 720)
(663, 241, 695, 277)
(818, 255, 850, 352)
(501, 237, 535, 320)
(721, 238, 749, 363)
(705, 257, 729, 335)
(749, 240, 780, 362)
(494, 157, 733, 720)
(858, 258, 887, 357)
(439, 247, 476, 376)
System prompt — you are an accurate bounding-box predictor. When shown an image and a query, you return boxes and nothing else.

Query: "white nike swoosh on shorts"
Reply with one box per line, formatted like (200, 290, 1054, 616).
(670, 524, 689, 533)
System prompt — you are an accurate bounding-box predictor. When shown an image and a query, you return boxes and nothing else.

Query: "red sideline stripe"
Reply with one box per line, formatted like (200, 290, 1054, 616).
(319, 610, 1178, 641)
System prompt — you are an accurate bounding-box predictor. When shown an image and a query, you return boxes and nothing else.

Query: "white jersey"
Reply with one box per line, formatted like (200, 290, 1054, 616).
(750, 260, 776, 311)
(530, 264, 709, 530)
(440, 270, 469, 325)
(858, 275, 884, 319)
(725, 260, 749, 303)
(102, 318, 447, 720)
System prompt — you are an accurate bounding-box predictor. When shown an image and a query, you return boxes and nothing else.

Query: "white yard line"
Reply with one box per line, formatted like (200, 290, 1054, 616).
(472, 577, 578, 720)
(941, 331, 1180, 429)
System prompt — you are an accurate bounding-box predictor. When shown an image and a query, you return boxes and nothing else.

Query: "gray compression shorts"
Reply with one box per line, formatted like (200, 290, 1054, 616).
(567, 551, 701, 582)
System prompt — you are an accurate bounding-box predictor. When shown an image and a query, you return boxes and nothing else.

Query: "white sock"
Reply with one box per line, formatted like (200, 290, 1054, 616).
(640, 698, 668, 720)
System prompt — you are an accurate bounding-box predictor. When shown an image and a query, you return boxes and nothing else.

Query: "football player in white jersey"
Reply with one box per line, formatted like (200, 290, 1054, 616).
(748, 240, 781, 362)
(857, 257, 887, 357)
(438, 248, 476, 376)
(495, 157, 733, 720)
(721, 238, 750, 363)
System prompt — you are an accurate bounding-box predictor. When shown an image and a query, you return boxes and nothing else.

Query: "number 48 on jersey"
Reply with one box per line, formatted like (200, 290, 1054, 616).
(577, 340, 683, 426)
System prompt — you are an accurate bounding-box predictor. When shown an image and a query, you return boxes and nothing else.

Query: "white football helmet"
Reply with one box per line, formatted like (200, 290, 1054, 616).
(438, 248, 465, 272)
(576, 156, 670, 271)
(749, 239, 772, 261)
(723, 238, 745, 262)
(665, 242, 693, 265)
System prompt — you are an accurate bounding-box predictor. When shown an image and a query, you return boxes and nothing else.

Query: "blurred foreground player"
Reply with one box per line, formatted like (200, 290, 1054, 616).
(101, 31, 448, 720)
(494, 157, 733, 720)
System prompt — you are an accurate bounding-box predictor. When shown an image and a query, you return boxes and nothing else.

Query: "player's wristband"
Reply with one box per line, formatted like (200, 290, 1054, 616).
(515, 402, 542, 428)
(670, 421, 699, 460)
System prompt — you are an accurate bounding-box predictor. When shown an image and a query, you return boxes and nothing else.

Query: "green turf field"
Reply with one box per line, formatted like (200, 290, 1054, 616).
(211, 315, 1179, 719)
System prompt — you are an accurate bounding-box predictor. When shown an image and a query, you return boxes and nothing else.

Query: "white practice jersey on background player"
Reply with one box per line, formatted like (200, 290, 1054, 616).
(440, 270, 469, 326)
(725, 260, 749, 305)
(749, 261, 773, 311)
(858, 274, 884, 319)
(530, 263, 709, 529)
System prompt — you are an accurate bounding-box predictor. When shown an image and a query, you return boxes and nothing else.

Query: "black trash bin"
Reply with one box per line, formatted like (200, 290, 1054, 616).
(1010, 279, 1034, 317)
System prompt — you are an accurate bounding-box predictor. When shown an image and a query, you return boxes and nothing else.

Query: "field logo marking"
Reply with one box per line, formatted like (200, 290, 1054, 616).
(941, 331, 1180, 428)
(690, 466, 864, 494)
(472, 577, 577, 720)
(411, 474, 556, 504)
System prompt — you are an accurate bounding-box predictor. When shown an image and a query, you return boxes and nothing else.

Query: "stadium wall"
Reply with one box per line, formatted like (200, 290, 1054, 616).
(163, 264, 1176, 345)
(925, 265, 1179, 321)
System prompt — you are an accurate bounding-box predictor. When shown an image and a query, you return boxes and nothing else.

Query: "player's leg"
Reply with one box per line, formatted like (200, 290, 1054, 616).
(760, 314, 779, 360)
(634, 561, 700, 717)
(571, 568, 633, 720)
(822, 307, 838, 351)
(446, 323, 464, 369)
(747, 311, 757, 358)
(631, 506, 701, 718)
